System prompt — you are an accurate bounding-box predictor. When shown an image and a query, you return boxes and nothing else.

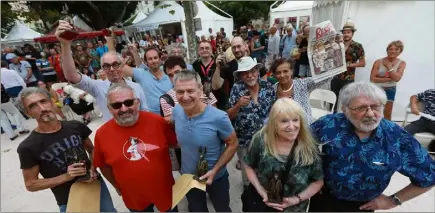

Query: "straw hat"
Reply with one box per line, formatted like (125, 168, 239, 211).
(233, 57, 261, 78)
(341, 19, 357, 32)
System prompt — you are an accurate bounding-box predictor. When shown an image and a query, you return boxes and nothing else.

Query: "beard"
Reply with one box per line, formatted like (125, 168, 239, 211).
(40, 111, 56, 122)
(345, 110, 382, 132)
(115, 109, 139, 126)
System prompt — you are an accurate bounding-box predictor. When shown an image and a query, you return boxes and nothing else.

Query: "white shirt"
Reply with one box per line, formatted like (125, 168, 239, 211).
(268, 33, 281, 56)
(1, 68, 26, 89)
(139, 40, 148, 47)
(76, 74, 148, 121)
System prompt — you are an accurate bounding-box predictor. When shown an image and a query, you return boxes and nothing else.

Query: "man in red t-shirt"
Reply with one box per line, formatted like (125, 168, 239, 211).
(93, 83, 177, 212)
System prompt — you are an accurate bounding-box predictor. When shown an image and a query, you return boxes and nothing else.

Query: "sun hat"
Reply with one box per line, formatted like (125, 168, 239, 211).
(341, 19, 357, 32)
(5, 53, 17, 60)
(233, 56, 262, 78)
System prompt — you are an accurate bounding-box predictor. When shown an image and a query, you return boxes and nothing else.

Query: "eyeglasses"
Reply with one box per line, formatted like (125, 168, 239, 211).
(102, 62, 121, 71)
(109, 99, 136, 109)
(348, 104, 383, 113)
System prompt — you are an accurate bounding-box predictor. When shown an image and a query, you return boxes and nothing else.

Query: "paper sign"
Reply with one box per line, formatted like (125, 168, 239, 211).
(172, 174, 206, 209)
(66, 180, 101, 212)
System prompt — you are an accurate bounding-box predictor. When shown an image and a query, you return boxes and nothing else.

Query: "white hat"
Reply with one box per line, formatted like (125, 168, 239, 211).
(5, 53, 17, 60)
(233, 56, 262, 77)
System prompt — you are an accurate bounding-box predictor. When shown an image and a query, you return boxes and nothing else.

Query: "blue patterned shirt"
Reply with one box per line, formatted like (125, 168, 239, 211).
(229, 79, 276, 147)
(311, 113, 435, 201)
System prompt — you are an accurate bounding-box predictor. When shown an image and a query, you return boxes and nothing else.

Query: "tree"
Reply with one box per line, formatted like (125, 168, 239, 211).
(182, 1, 198, 63)
(1, 2, 19, 38)
(208, 1, 279, 29)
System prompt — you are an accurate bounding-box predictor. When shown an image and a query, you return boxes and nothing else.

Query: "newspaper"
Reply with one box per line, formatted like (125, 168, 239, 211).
(308, 20, 347, 82)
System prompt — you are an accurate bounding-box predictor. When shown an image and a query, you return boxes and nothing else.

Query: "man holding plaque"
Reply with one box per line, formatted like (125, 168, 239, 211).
(16, 87, 116, 212)
(171, 70, 238, 212)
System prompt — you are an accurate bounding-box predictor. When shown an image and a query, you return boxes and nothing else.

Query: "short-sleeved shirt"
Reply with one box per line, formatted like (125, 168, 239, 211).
(17, 121, 92, 206)
(133, 68, 173, 115)
(416, 89, 435, 120)
(96, 45, 109, 58)
(76, 74, 148, 121)
(48, 54, 62, 73)
(9, 61, 37, 83)
(36, 59, 57, 76)
(339, 40, 365, 81)
(244, 132, 323, 212)
(171, 104, 234, 180)
(310, 113, 435, 201)
(93, 111, 177, 211)
(160, 88, 217, 117)
(228, 79, 276, 147)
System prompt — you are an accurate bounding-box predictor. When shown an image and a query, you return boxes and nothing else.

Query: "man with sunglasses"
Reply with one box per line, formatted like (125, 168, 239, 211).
(93, 83, 177, 212)
(309, 82, 435, 212)
(55, 20, 147, 122)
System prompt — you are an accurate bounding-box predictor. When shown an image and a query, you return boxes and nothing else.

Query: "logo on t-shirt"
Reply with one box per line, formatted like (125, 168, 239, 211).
(122, 137, 159, 161)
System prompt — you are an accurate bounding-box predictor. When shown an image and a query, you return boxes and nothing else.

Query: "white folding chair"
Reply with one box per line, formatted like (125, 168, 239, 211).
(309, 89, 337, 121)
(403, 102, 435, 152)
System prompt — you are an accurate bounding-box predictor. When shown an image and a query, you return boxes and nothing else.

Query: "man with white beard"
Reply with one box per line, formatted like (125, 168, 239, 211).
(309, 82, 435, 212)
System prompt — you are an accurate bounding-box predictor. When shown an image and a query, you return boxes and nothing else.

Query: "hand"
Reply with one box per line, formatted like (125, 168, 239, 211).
(79, 93, 86, 100)
(66, 163, 87, 181)
(55, 20, 74, 45)
(338, 34, 344, 43)
(127, 43, 137, 53)
(237, 96, 251, 107)
(411, 107, 420, 116)
(83, 167, 98, 183)
(259, 46, 265, 50)
(266, 196, 299, 211)
(199, 169, 217, 185)
(255, 186, 268, 203)
(359, 194, 397, 211)
(216, 54, 226, 68)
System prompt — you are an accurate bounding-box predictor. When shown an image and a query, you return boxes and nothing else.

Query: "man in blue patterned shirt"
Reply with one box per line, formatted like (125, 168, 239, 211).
(404, 89, 435, 154)
(227, 56, 276, 188)
(309, 82, 435, 212)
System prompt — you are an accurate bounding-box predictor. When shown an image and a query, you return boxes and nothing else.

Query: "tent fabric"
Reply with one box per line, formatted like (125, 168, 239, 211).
(3, 20, 41, 42)
(271, 1, 314, 12)
(73, 16, 94, 31)
(193, 1, 234, 39)
(34, 30, 125, 43)
(132, 11, 148, 24)
(312, 0, 345, 31)
(133, 1, 185, 27)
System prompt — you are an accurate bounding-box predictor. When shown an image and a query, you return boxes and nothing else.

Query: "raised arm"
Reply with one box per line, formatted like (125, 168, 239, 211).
(105, 35, 135, 77)
(55, 20, 81, 84)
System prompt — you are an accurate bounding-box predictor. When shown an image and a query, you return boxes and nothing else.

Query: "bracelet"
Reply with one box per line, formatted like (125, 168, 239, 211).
(295, 194, 303, 203)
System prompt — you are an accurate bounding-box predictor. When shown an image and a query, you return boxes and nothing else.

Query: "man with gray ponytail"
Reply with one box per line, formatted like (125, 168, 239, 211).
(309, 82, 435, 212)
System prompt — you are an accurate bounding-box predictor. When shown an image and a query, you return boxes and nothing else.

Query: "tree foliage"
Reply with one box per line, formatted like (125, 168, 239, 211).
(1, 2, 19, 38)
(208, 1, 279, 28)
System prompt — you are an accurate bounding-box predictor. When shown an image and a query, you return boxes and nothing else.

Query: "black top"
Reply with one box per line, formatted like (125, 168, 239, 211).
(299, 37, 309, 65)
(1, 84, 10, 103)
(17, 120, 92, 206)
(24, 51, 41, 73)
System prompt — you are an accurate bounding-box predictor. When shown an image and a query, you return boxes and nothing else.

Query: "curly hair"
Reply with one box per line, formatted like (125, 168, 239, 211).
(386, 40, 404, 53)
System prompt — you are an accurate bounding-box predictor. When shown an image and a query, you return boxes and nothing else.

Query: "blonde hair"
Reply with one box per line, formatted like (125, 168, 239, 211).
(254, 98, 320, 166)
(386, 40, 404, 53)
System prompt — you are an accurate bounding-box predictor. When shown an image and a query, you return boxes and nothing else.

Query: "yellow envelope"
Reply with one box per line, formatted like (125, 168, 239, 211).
(172, 174, 206, 209)
(66, 180, 101, 212)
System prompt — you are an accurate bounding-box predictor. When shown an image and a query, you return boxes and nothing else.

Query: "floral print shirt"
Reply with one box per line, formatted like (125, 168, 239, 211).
(229, 79, 276, 147)
(339, 40, 365, 81)
(311, 113, 435, 201)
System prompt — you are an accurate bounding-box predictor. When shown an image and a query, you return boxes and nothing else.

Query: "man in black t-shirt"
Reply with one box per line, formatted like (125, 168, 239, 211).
(298, 26, 312, 77)
(16, 87, 116, 212)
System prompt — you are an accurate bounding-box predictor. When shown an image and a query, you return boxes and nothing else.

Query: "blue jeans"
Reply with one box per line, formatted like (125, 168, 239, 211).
(59, 179, 117, 212)
(383, 86, 397, 101)
(129, 205, 178, 212)
(186, 172, 231, 212)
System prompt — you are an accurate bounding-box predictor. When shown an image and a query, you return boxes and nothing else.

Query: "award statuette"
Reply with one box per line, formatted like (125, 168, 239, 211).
(267, 173, 283, 203)
(193, 146, 208, 183)
(64, 147, 91, 182)
(58, 4, 79, 40)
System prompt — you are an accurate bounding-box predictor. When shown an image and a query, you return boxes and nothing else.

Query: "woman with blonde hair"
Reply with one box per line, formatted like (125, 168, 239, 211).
(370, 40, 406, 120)
(242, 98, 324, 212)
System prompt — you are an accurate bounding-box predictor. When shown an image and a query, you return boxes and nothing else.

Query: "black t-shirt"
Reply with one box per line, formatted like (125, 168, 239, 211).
(260, 34, 269, 53)
(17, 120, 92, 206)
(24, 51, 41, 72)
(299, 37, 309, 65)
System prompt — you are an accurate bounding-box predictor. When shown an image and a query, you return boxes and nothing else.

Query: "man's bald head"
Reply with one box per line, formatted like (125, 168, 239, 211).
(270, 26, 277, 35)
(3, 47, 12, 54)
(231, 36, 247, 60)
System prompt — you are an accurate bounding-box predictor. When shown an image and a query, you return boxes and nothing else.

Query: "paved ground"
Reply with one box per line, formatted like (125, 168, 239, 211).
(1, 116, 434, 212)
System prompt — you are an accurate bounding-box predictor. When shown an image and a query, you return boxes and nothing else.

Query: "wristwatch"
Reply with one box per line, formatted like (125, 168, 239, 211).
(389, 194, 402, 206)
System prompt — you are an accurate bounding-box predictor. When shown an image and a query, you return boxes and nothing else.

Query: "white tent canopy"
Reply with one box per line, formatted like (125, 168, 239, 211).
(133, 1, 185, 27)
(269, 1, 313, 29)
(132, 11, 148, 24)
(3, 20, 41, 44)
(194, 1, 233, 39)
(312, 0, 435, 121)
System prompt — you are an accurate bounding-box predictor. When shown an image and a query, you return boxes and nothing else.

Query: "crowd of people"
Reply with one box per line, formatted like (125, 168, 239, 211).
(1, 18, 434, 213)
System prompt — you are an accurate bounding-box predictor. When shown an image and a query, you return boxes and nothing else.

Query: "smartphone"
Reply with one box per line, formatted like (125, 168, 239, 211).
(244, 90, 250, 96)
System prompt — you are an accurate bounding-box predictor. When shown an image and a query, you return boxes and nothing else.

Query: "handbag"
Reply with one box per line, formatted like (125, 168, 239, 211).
(241, 141, 298, 212)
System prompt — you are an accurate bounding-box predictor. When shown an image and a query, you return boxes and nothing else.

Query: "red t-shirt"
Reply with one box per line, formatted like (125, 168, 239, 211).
(93, 111, 177, 211)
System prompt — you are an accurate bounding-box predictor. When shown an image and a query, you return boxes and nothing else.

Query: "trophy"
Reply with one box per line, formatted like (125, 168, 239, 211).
(267, 173, 283, 203)
(203, 77, 212, 98)
(64, 147, 91, 182)
(193, 146, 208, 183)
(58, 4, 79, 40)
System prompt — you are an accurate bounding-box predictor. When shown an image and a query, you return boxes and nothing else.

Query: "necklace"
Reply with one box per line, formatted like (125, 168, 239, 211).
(279, 82, 294, 93)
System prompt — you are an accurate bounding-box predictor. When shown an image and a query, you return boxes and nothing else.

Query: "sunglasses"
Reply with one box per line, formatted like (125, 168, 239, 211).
(102, 62, 121, 71)
(109, 99, 136, 110)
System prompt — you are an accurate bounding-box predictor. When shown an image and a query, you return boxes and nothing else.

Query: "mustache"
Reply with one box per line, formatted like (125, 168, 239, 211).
(118, 109, 134, 116)
(361, 117, 377, 123)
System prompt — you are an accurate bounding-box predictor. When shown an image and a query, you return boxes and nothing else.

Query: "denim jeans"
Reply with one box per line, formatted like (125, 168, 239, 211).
(129, 205, 178, 212)
(186, 172, 231, 212)
(59, 179, 117, 212)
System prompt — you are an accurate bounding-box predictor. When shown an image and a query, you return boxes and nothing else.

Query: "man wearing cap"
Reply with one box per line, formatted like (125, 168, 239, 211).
(7, 53, 38, 87)
(226, 56, 276, 188)
(331, 20, 366, 112)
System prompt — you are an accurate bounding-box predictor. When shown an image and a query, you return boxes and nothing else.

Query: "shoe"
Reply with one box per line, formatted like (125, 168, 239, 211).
(19, 129, 30, 135)
(10, 135, 18, 141)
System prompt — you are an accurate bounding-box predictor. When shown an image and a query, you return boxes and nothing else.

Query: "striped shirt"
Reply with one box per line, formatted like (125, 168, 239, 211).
(159, 88, 217, 117)
(417, 89, 435, 118)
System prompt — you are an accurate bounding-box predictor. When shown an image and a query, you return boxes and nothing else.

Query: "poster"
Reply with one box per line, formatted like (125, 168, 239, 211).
(308, 20, 346, 82)
(172, 174, 206, 209)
